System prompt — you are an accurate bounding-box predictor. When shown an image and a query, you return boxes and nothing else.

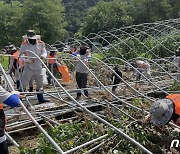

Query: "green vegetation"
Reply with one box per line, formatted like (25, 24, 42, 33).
(0, 0, 179, 48)
(0, 56, 9, 69)
(169, 81, 180, 91)
(19, 117, 168, 154)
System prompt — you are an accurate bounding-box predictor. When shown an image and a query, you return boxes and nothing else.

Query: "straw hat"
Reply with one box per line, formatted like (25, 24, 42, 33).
(22, 30, 39, 39)
(150, 99, 174, 126)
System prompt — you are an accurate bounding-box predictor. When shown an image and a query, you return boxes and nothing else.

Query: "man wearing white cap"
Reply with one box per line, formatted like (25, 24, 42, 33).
(146, 94, 180, 126)
(19, 30, 49, 103)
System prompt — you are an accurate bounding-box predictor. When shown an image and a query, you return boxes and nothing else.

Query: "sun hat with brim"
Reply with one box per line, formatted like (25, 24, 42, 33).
(9, 45, 16, 51)
(150, 99, 174, 126)
(22, 30, 39, 39)
(50, 47, 58, 52)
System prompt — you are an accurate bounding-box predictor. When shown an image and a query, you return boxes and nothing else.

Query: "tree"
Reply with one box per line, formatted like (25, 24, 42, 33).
(0, 1, 22, 47)
(20, 0, 67, 43)
(62, 0, 109, 37)
(81, 0, 133, 36)
(128, 0, 179, 24)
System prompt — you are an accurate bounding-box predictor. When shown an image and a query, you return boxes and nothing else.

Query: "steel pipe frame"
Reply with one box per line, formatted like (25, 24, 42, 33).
(71, 52, 180, 129)
(104, 57, 169, 95)
(87, 19, 179, 58)
(127, 57, 180, 84)
(23, 50, 152, 153)
(0, 64, 65, 154)
(64, 134, 108, 154)
(45, 87, 137, 122)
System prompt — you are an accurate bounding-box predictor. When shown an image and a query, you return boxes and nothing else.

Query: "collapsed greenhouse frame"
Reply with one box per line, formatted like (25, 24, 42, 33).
(0, 18, 179, 153)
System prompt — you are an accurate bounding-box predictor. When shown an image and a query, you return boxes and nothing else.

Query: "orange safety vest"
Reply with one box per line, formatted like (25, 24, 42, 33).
(0, 104, 3, 109)
(13, 51, 20, 64)
(58, 65, 70, 82)
(166, 94, 180, 115)
(48, 55, 56, 64)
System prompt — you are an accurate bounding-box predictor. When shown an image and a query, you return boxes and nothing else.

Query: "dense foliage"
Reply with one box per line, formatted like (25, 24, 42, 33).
(19, 115, 176, 153)
(81, 0, 179, 35)
(0, 0, 66, 47)
(0, 0, 179, 48)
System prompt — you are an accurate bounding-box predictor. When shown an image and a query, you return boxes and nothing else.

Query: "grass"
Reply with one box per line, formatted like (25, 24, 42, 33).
(0, 56, 9, 70)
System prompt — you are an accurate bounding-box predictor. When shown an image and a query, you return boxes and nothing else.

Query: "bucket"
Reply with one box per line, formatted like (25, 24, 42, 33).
(42, 68, 48, 85)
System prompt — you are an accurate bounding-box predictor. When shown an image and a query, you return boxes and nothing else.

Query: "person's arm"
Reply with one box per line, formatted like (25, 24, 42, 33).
(19, 44, 25, 57)
(143, 114, 151, 123)
(0, 86, 20, 107)
(8, 56, 14, 73)
(86, 49, 91, 61)
(41, 46, 47, 58)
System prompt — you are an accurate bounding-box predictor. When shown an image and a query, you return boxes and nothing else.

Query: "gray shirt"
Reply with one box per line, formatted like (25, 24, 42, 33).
(75, 53, 90, 73)
(20, 41, 47, 70)
(0, 86, 11, 103)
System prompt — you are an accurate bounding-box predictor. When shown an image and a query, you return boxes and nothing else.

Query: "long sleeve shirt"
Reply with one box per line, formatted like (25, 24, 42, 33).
(19, 41, 47, 70)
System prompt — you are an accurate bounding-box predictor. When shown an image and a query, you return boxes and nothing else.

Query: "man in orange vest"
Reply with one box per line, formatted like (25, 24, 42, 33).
(145, 94, 180, 126)
(0, 86, 20, 153)
(47, 47, 58, 84)
(8, 45, 21, 89)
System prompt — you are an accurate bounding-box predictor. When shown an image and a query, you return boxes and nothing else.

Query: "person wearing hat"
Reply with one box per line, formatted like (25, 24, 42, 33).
(73, 42, 91, 101)
(19, 30, 49, 103)
(146, 94, 180, 126)
(0, 86, 20, 153)
(111, 65, 122, 93)
(47, 47, 58, 84)
(7, 45, 21, 89)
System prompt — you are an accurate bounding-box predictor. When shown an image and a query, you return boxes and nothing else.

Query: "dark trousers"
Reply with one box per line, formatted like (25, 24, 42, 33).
(47, 64, 57, 84)
(112, 81, 120, 92)
(76, 72, 88, 97)
(0, 140, 9, 154)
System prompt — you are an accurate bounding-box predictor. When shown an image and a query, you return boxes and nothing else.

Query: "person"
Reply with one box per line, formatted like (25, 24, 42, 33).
(73, 42, 91, 101)
(132, 60, 151, 80)
(69, 46, 76, 54)
(7, 45, 21, 89)
(145, 94, 180, 126)
(19, 30, 49, 103)
(111, 65, 122, 93)
(0, 86, 20, 154)
(47, 47, 58, 84)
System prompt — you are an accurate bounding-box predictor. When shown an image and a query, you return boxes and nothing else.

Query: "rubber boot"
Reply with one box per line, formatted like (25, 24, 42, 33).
(76, 93, 81, 101)
(16, 80, 20, 90)
(37, 93, 49, 103)
(29, 87, 33, 92)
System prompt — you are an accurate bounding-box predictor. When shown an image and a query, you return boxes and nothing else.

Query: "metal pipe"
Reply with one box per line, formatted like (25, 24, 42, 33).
(64, 134, 108, 154)
(5, 132, 19, 147)
(26, 50, 152, 153)
(0, 64, 64, 154)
